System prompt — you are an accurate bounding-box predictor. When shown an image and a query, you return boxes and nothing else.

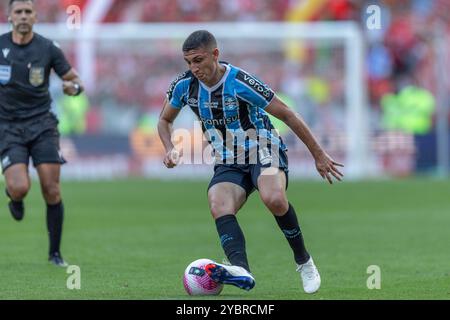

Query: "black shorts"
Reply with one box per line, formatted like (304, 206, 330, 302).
(208, 148, 289, 198)
(0, 113, 66, 173)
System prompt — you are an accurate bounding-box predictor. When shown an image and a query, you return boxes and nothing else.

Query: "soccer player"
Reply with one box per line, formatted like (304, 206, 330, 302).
(0, 0, 84, 267)
(158, 30, 343, 293)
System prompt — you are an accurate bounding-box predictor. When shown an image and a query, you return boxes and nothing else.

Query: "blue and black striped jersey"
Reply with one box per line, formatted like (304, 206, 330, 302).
(166, 62, 287, 164)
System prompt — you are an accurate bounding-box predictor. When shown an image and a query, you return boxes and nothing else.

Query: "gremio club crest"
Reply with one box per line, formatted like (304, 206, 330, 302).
(29, 66, 44, 87)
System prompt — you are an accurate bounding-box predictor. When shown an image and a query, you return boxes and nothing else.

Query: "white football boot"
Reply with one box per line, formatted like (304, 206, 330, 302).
(296, 257, 321, 294)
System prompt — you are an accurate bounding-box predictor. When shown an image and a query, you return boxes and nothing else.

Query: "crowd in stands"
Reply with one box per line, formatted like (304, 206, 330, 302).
(0, 0, 66, 23)
(0, 0, 290, 23)
(318, 0, 449, 112)
(0, 0, 448, 137)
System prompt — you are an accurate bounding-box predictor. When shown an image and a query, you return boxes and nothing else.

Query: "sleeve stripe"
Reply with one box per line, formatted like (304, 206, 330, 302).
(235, 79, 269, 104)
(174, 78, 190, 91)
(235, 70, 274, 100)
(167, 77, 191, 107)
(166, 72, 190, 98)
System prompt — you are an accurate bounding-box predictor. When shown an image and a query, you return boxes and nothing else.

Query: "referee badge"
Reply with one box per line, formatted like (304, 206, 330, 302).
(29, 67, 44, 87)
(0, 65, 11, 85)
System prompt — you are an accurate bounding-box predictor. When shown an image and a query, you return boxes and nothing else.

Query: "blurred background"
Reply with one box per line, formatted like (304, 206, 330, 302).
(0, 0, 449, 300)
(1, 0, 449, 181)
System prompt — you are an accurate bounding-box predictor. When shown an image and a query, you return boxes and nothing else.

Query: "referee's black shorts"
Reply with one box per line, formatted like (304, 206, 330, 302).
(0, 112, 66, 173)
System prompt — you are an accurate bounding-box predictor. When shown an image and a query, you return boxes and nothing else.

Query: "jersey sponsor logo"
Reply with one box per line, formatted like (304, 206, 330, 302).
(0, 64, 11, 84)
(2, 48, 10, 58)
(241, 74, 273, 99)
(187, 98, 198, 107)
(29, 67, 44, 87)
(204, 101, 219, 109)
(201, 115, 239, 127)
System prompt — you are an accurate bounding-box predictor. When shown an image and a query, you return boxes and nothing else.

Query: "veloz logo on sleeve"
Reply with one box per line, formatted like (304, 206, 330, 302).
(0, 65, 11, 85)
(29, 66, 45, 87)
(242, 74, 272, 99)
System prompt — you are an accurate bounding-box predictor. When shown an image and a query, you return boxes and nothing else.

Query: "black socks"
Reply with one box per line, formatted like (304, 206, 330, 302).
(47, 202, 64, 256)
(275, 203, 310, 265)
(215, 204, 309, 271)
(215, 215, 250, 272)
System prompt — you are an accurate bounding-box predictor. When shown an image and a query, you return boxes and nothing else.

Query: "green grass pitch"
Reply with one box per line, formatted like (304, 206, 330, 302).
(0, 178, 449, 300)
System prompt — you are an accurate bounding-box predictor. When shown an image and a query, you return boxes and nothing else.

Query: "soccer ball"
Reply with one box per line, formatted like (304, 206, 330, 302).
(183, 258, 223, 296)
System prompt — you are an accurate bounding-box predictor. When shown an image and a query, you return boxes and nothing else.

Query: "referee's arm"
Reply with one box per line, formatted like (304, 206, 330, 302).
(61, 68, 84, 96)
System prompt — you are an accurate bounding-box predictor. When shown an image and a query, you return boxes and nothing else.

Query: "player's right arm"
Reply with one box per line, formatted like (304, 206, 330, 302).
(159, 71, 190, 168)
(158, 99, 181, 169)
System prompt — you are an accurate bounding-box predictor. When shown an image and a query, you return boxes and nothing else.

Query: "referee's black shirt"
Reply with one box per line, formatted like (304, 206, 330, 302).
(0, 31, 71, 121)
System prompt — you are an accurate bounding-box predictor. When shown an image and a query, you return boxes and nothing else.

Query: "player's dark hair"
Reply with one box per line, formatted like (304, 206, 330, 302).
(8, 0, 34, 10)
(182, 30, 217, 52)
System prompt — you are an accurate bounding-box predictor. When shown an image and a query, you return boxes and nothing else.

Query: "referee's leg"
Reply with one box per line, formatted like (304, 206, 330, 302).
(4, 163, 30, 221)
(36, 163, 68, 267)
(36, 163, 61, 205)
(4, 164, 31, 201)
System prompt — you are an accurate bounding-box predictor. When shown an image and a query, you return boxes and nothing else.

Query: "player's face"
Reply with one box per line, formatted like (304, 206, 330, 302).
(183, 47, 219, 84)
(9, 1, 37, 35)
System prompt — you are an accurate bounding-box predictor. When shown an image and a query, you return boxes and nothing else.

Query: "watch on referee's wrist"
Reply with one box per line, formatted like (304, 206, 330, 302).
(73, 83, 81, 96)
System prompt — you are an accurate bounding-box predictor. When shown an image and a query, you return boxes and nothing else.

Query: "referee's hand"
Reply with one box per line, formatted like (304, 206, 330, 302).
(62, 81, 79, 96)
(163, 148, 182, 169)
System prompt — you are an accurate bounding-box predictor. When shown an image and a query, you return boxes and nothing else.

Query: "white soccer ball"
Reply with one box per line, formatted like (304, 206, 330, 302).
(183, 258, 223, 296)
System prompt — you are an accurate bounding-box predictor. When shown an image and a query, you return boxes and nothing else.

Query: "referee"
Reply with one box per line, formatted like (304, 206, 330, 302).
(0, 0, 84, 266)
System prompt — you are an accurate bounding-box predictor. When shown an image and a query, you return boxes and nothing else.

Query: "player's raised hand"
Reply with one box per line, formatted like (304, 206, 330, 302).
(163, 148, 182, 169)
(314, 152, 344, 184)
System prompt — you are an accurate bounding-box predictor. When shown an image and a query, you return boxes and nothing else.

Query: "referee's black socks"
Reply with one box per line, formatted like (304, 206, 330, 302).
(275, 203, 310, 265)
(215, 215, 251, 272)
(47, 201, 64, 256)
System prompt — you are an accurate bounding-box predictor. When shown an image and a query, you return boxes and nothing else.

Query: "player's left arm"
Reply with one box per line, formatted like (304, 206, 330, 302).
(61, 68, 84, 97)
(265, 96, 344, 184)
